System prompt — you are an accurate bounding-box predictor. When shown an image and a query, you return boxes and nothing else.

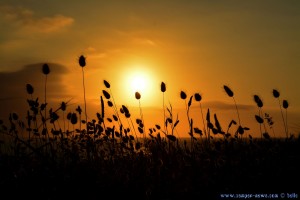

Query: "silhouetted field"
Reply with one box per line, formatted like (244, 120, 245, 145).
(0, 59, 299, 199)
(0, 136, 299, 199)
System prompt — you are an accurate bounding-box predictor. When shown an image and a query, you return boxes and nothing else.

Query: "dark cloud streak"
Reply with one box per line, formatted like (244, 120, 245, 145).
(0, 63, 71, 121)
(192, 100, 255, 111)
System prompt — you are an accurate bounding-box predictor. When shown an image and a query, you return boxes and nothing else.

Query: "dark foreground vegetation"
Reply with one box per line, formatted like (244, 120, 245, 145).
(1, 59, 299, 199)
(1, 134, 299, 200)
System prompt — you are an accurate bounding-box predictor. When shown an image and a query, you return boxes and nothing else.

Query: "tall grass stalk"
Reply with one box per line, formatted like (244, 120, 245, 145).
(25, 83, 35, 144)
(254, 95, 264, 139)
(79, 55, 88, 131)
(161, 82, 167, 134)
(283, 100, 289, 138)
(100, 96, 107, 132)
(272, 89, 288, 138)
(224, 85, 241, 126)
(165, 102, 179, 137)
(223, 85, 244, 139)
(206, 108, 211, 143)
(180, 91, 194, 151)
(194, 93, 206, 140)
(42, 63, 50, 139)
(60, 101, 67, 133)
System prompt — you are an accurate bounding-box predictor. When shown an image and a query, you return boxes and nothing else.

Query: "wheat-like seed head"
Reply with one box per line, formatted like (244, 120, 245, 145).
(283, 100, 289, 109)
(42, 63, 50, 75)
(103, 80, 110, 88)
(180, 91, 187, 100)
(135, 92, 141, 100)
(194, 93, 202, 102)
(161, 82, 166, 93)
(102, 90, 111, 99)
(79, 55, 86, 67)
(60, 101, 67, 111)
(71, 113, 78, 124)
(272, 89, 280, 98)
(253, 95, 263, 108)
(26, 84, 34, 95)
(223, 85, 234, 97)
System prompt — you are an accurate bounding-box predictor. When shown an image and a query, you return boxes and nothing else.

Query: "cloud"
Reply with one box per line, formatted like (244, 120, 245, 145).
(133, 38, 156, 46)
(0, 62, 69, 96)
(0, 5, 74, 33)
(84, 46, 107, 59)
(0, 63, 71, 120)
(23, 14, 74, 33)
(198, 101, 255, 111)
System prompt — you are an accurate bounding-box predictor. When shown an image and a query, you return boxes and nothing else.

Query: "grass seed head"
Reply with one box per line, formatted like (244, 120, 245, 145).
(60, 101, 67, 111)
(107, 101, 113, 107)
(194, 93, 202, 102)
(102, 90, 111, 99)
(167, 134, 177, 142)
(206, 108, 210, 123)
(161, 82, 166, 93)
(238, 126, 244, 135)
(113, 115, 118, 121)
(135, 91, 141, 100)
(76, 106, 82, 114)
(255, 115, 264, 124)
(283, 100, 289, 109)
(103, 80, 110, 88)
(122, 105, 129, 114)
(26, 84, 34, 95)
(272, 89, 280, 98)
(71, 113, 78, 124)
(254, 95, 263, 108)
(42, 63, 50, 75)
(224, 85, 234, 97)
(180, 91, 187, 100)
(79, 55, 86, 67)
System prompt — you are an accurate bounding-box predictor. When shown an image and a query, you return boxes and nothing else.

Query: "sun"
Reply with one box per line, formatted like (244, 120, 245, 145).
(127, 71, 151, 95)
(121, 65, 157, 105)
(130, 74, 149, 93)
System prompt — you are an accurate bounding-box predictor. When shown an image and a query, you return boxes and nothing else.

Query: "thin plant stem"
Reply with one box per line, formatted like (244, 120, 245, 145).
(259, 108, 263, 139)
(184, 99, 193, 152)
(44, 75, 48, 129)
(278, 99, 287, 138)
(82, 67, 88, 131)
(163, 93, 167, 134)
(285, 109, 288, 138)
(233, 97, 241, 126)
(199, 102, 206, 139)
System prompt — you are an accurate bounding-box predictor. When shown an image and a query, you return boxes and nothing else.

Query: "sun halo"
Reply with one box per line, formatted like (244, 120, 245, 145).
(122, 66, 157, 104)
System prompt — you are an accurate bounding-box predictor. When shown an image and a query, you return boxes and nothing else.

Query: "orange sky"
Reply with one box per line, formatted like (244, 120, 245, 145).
(0, 0, 299, 138)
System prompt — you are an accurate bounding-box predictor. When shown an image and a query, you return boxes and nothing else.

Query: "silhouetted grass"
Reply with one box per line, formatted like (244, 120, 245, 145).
(0, 60, 299, 200)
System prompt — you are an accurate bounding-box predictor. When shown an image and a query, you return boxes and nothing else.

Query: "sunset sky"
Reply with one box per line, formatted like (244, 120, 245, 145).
(0, 0, 299, 138)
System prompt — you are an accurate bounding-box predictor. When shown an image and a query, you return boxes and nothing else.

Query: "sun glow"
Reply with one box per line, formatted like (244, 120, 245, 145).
(121, 65, 157, 105)
(130, 74, 149, 93)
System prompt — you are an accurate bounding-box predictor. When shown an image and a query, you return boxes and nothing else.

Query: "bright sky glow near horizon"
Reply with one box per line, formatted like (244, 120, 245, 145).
(0, 0, 299, 138)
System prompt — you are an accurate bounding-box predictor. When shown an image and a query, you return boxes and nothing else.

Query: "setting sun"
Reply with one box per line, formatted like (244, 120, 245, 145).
(120, 65, 158, 105)
(130, 73, 149, 94)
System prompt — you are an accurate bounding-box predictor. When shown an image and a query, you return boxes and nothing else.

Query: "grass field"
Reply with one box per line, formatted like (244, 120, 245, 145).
(0, 60, 299, 199)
